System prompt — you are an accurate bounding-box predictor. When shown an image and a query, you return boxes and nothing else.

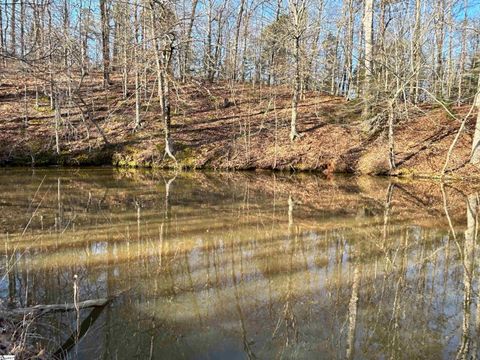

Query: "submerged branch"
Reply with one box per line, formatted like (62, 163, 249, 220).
(3, 298, 110, 318)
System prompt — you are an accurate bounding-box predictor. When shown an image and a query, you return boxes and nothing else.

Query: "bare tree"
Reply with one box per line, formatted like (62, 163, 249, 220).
(183, 0, 199, 80)
(10, 0, 17, 55)
(100, 0, 110, 87)
(150, 0, 176, 161)
(410, 0, 421, 103)
(470, 77, 480, 165)
(362, 0, 374, 118)
(288, 0, 307, 141)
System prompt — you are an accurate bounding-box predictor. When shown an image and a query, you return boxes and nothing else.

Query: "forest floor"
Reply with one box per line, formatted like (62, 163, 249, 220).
(1, 67, 479, 180)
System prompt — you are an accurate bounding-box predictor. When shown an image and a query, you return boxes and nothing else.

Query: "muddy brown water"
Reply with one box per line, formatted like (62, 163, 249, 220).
(0, 168, 478, 359)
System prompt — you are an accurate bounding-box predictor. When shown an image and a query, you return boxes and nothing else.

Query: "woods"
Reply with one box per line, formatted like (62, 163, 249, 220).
(4, 1, 480, 357)
(0, 0, 480, 176)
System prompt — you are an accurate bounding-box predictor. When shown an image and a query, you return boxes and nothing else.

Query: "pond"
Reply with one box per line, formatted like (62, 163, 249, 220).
(0, 168, 478, 359)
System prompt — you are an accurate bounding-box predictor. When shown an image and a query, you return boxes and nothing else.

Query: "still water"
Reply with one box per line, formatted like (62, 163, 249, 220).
(0, 168, 479, 359)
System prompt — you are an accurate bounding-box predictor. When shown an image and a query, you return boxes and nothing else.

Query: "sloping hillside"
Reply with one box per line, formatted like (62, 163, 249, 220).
(0, 68, 479, 179)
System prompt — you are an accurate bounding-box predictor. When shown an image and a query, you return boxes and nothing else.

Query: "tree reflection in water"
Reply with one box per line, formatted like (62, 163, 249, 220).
(0, 168, 479, 359)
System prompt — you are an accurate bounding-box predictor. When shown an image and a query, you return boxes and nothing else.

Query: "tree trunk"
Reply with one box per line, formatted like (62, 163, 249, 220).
(240, 10, 250, 82)
(456, 194, 477, 359)
(344, 0, 354, 97)
(54, 94, 61, 155)
(133, 0, 141, 129)
(362, 0, 374, 118)
(149, 0, 175, 161)
(231, 0, 245, 81)
(290, 34, 300, 141)
(445, 4, 454, 99)
(100, 0, 110, 87)
(122, 4, 128, 99)
(212, 3, 226, 82)
(470, 77, 480, 165)
(48, 7, 54, 109)
(0, 1, 4, 58)
(457, 0, 468, 104)
(434, 0, 445, 97)
(346, 266, 359, 360)
(20, 0, 25, 57)
(410, 0, 421, 103)
(183, 0, 199, 81)
(330, 31, 339, 95)
(204, 0, 213, 80)
(10, 0, 16, 55)
(387, 99, 396, 171)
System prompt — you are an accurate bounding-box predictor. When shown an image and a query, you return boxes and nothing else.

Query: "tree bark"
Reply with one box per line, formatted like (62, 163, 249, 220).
(434, 0, 445, 97)
(344, 0, 354, 97)
(149, 0, 175, 161)
(183, 0, 199, 81)
(290, 34, 300, 141)
(133, 0, 141, 129)
(362, 0, 374, 118)
(204, 0, 213, 80)
(346, 266, 359, 360)
(212, 5, 226, 82)
(410, 0, 421, 103)
(470, 77, 480, 165)
(457, 0, 468, 104)
(231, 0, 245, 81)
(288, 0, 305, 141)
(10, 0, 16, 55)
(387, 99, 396, 171)
(0, 1, 4, 57)
(100, 0, 111, 87)
(54, 95, 61, 155)
(20, 0, 25, 57)
(3, 298, 110, 318)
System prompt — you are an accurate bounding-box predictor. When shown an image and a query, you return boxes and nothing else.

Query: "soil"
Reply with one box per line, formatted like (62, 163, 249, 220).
(1, 67, 479, 180)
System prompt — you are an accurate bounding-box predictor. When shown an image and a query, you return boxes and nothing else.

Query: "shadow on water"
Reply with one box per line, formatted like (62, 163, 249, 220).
(2, 168, 480, 359)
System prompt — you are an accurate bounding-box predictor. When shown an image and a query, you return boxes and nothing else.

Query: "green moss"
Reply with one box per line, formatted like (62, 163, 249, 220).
(396, 167, 415, 177)
(73, 153, 90, 164)
(155, 143, 163, 152)
(112, 143, 146, 168)
(113, 155, 140, 168)
(35, 103, 54, 114)
(294, 162, 312, 171)
(116, 158, 135, 167)
(176, 147, 198, 169)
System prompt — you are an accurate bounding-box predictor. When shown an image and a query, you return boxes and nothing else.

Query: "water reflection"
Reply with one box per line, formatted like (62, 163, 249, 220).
(1, 169, 480, 359)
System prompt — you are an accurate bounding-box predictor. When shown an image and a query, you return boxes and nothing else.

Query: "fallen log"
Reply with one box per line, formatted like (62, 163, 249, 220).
(0, 298, 111, 359)
(53, 304, 107, 358)
(3, 298, 110, 317)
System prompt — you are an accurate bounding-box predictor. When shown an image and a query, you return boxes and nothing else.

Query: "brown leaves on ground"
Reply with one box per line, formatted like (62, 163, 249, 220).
(1, 67, 480, 179)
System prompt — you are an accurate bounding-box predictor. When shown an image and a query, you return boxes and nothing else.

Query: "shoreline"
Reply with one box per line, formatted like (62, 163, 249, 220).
(1, 159, 478, 183)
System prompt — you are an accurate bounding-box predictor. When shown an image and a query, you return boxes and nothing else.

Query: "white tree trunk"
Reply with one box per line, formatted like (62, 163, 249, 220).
(362, 0, 374, 117)
(471, 76, 480, 165)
